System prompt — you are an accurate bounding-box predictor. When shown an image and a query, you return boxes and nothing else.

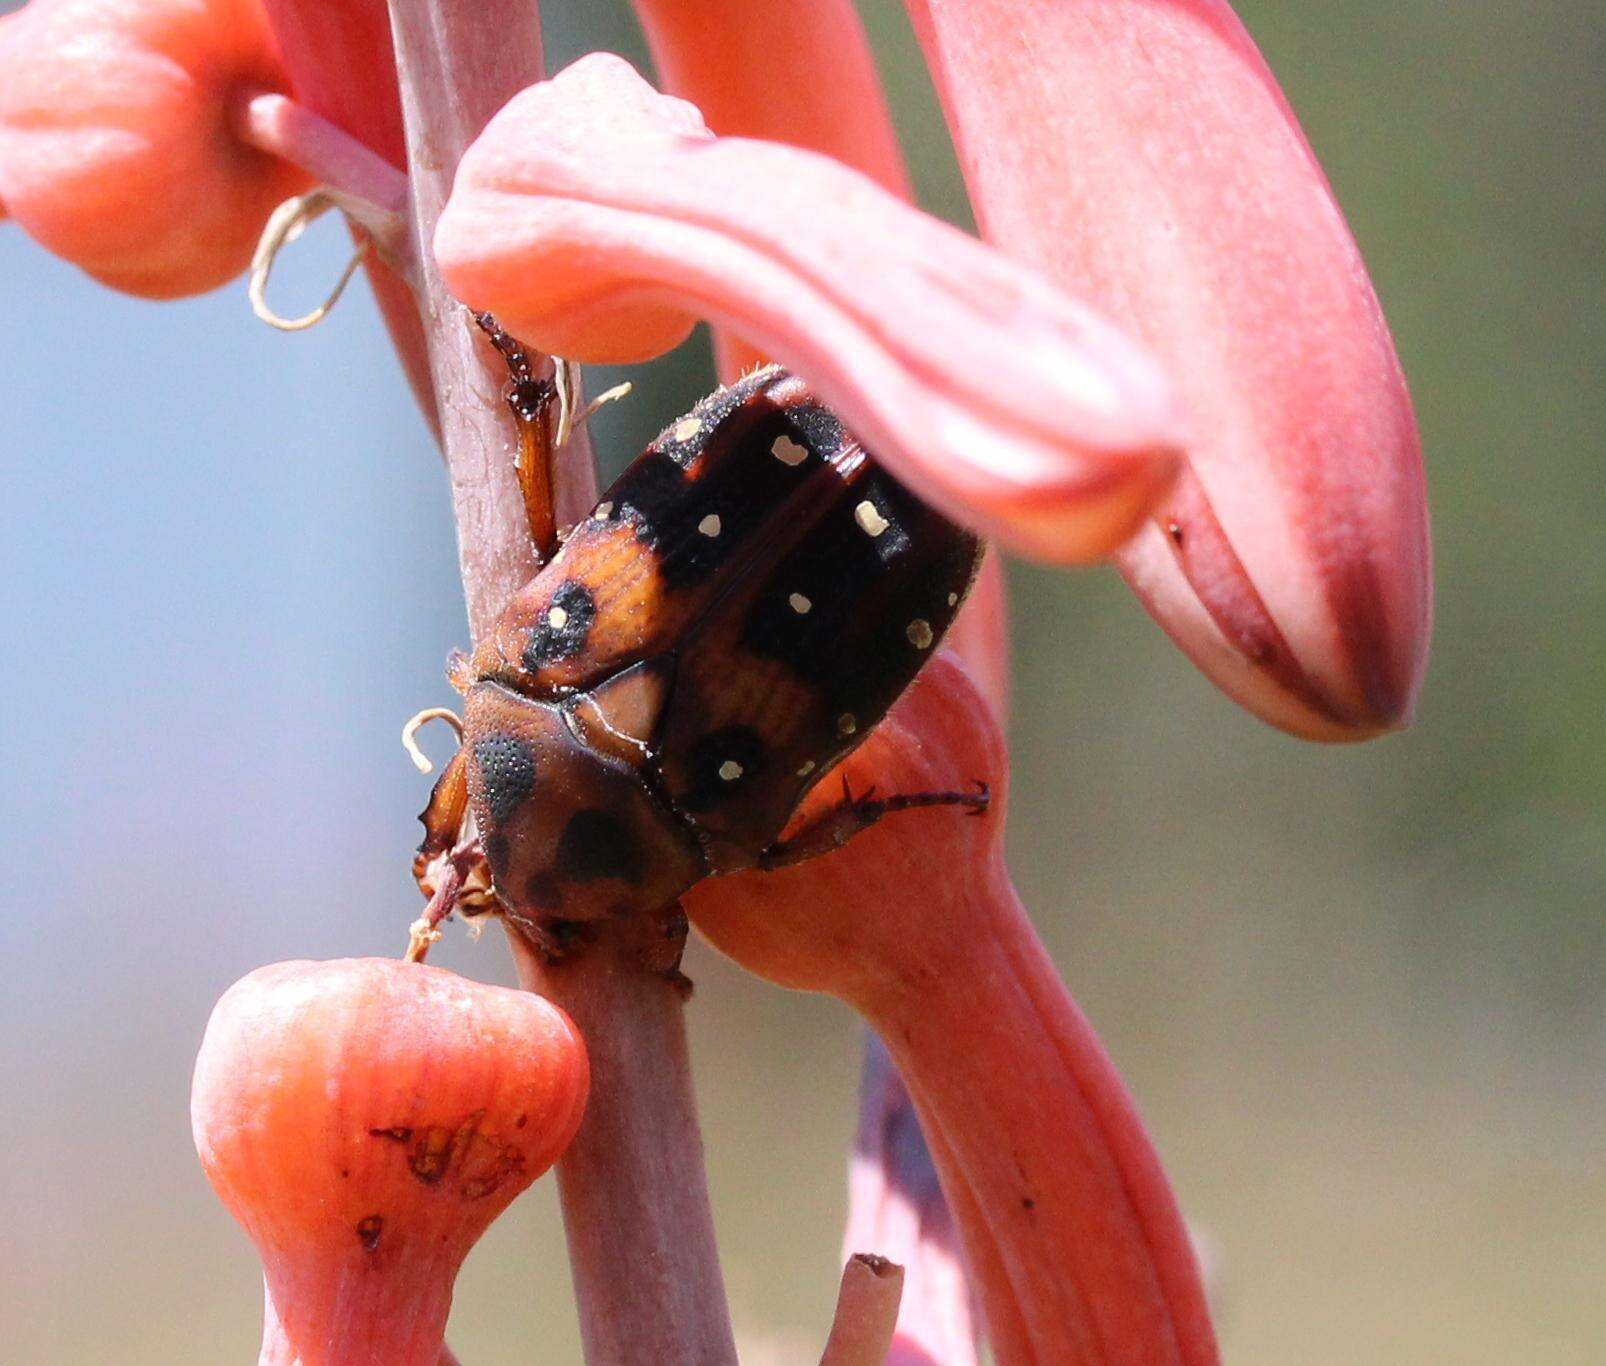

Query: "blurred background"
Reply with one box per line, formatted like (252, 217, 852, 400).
(2, 1, 1600, 1361)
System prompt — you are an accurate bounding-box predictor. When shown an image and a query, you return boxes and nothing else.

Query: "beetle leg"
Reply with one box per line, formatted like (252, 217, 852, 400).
(473, 311, 560, 559)
(405, 856, 463, 963)
(413, 746, 471, 888)
(510, 377, 559, 560)
(446, 649, 475, 694)
(408, 746, 500, 957)
(758, 780, 990, 871)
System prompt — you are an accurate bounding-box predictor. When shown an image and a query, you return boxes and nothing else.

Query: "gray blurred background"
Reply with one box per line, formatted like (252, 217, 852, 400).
(1, 1, 1600, 1361)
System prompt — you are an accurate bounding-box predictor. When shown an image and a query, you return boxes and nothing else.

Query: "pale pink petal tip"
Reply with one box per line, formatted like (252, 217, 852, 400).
(1121, 452, 1430, 740)
(435, 53, 1185, 564)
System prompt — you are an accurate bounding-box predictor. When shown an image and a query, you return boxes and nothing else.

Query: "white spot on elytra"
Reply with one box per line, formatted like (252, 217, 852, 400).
(947, 592, 959, 607)
(548, 606, 569, 629)
(837, 713, 857, 736)
(771, 435, 808, 466)
(855, 501, 889, 537)
(906, 619, 934, 649)
(698, 513, 722, 538)
(797, 760, 816, 777)
(718, 759, 744, 782)
(788, 592, 812, 615)
(673, 417, 701, 442)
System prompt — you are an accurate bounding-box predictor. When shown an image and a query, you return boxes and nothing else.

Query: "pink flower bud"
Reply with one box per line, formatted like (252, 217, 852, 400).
(192, 958, 588, 1366)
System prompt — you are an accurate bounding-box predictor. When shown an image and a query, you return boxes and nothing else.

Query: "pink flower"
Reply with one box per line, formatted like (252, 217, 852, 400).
(0, 0, 309, 296)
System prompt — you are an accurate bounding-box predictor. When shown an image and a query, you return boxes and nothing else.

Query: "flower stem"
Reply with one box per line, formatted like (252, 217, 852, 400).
(381, 1, 736, 1359)
(386, 0, 544, 635)
(505, 928, 739, 1364)
(820, 1254, 906, 1366)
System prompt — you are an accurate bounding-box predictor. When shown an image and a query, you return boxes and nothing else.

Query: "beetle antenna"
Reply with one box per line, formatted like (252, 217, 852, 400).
(402, 707, 465, 775)
(552, 358, 632, 449)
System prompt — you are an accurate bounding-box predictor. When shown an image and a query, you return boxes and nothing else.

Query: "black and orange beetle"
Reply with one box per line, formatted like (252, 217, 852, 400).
(413, 318, 987, 947)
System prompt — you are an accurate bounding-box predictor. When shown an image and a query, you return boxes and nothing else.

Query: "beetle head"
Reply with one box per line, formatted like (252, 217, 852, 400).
(461, 681, 706, 928)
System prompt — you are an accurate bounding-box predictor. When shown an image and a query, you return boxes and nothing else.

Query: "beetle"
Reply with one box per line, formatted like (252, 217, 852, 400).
(413, 317, 987, 948)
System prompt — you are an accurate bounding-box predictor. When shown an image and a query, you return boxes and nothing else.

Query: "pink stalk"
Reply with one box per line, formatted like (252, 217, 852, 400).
(820, 1255, 907, 1366)
(379, 2, 737, 1360)
(688, 656, 1218, 1364)
(504, 930, 738, 1364)
(232, 90, 408, 214)
(260, 0, 436, 429)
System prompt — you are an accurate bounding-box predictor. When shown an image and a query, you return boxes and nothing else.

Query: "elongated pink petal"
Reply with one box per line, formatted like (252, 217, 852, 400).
(909, 0, 1431, 738)
(0, 0, 310, 297)
(688, 656, 1218, 1364)
(435, 53, 1184, 563)
(632, 0, 1010, 716)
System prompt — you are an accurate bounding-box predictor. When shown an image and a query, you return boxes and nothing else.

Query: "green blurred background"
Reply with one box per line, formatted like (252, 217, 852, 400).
(1, 1, 1600, 1361)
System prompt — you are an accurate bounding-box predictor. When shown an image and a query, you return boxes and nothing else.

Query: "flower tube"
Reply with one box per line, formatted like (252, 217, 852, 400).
(687, 659, 1217, 1365)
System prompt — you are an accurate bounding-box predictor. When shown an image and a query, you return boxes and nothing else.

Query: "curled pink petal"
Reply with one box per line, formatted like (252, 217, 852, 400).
(909, 0, 1431, 737)
(435, 53, 1184, 563)
(0, 0, 311, 298)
